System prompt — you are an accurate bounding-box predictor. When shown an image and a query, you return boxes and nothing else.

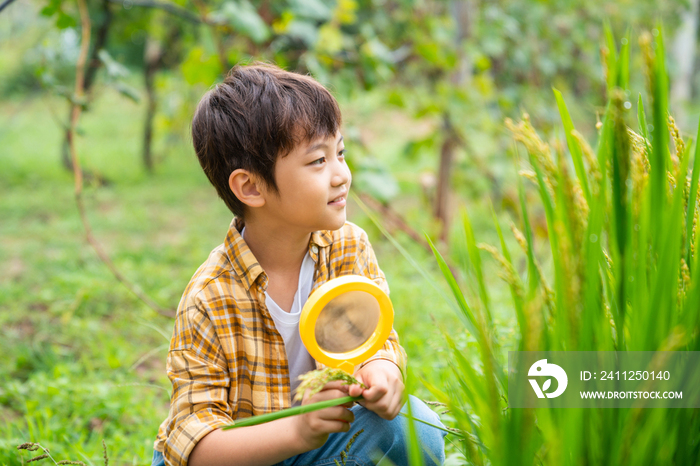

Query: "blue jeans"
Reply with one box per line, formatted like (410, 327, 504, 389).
(151, 396, 446, 466)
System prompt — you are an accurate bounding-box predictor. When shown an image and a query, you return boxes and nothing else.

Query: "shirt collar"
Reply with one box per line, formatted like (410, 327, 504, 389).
(310, 229, 332, 249)
(224, 217, 332, 291)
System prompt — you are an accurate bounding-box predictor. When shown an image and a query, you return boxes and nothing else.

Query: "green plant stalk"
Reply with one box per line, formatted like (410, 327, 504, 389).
(553, 87, 591, 202)
(650, 26, 669, 258)
(610, 90, 631, 350)
(580, 110, 610, 350)
(589, 100, 614, 349)
(603, 21, 618, 93)
(618, 28, 631, 90)
(637, 93, 652, 152)
(531, 157, 560, 336)
(515, 151, 552, 349)
(426, 235, 506, 392)
(222, 396, 361, 429)
(224, 391, 459, 457)
(426, 234, 485, 350)
(398, 412, 462, 437)
(647, 143, 692, 345)
(685, 119, 700, 270)
(443, 331, 488, 411)
(461, 208, 494, 328)
(517, 152, 543, 297)
(549, 168, 573, 346)
(405, 371, 425, 466)
(489, 200, 526, 354)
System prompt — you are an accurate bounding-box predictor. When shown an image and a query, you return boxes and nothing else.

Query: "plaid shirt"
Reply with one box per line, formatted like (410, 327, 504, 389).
(154, 218, 407, 466)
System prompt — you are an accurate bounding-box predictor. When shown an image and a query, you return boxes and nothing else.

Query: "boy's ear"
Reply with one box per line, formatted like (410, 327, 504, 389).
(229, 169, 266, 208)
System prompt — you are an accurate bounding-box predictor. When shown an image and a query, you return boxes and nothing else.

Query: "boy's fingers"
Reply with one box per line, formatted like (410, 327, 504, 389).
(304, 388, 350, 404)
(315, 406, 354, 424)
(318, 419, 352, 434)
(333, 407, 355, 423)
(388, 390, 403, 419)
(362, 380, 389, 403)
(347, 384, 364, 398)
(321, 380, 349, 392)
(348, 373, 366, 397)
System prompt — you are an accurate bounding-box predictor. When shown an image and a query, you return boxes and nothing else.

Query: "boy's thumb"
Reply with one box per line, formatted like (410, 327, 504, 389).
(348, 381, 364, 398)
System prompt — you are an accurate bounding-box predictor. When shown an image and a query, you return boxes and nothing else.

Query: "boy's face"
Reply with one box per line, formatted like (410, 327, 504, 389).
(264, 130, 351, 232)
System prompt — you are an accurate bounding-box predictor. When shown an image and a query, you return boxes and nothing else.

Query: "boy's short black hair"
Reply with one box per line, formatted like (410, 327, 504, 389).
(191, 61, 343, 219)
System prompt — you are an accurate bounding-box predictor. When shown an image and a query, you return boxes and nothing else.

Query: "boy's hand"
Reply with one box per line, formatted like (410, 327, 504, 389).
(293, 381, 355, 452)
(348, 360, 405, 420)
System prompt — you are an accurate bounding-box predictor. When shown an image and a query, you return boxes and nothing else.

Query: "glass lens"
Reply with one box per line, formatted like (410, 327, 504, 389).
(314, 290, 380, 353)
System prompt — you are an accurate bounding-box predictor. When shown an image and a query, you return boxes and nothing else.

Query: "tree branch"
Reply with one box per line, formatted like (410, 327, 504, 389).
(84, 0, 114, 93)
(0, 0, 18, 14)
(69, 0, 175, 318)
(356, 191, 434, 255)
(106, 0, 215, 25)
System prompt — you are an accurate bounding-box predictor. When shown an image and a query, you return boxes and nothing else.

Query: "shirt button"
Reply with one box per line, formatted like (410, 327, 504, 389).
(311, 245, 319, 254)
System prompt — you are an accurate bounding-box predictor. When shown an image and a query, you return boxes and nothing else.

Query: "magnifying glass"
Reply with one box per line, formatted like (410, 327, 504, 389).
(299, 275, 394, 374)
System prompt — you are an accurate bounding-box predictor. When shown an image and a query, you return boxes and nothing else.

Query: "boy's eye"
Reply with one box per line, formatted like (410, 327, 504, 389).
(338, 149, 346, 158)
(310, 157, 326, 165)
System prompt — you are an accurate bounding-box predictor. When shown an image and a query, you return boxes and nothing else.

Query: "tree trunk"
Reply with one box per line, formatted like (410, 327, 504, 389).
(61, 0, 113, 171)
(450, 0, 473, 88)
(142, 36, 162, 173)
(433, 0, 474, 242)
(434, 115, 459, 242)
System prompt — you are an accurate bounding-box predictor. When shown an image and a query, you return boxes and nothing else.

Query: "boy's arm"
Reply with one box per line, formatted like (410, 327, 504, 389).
(352, 228, 407, 376)
(189, 382, 355, 466)
(164, 298, 356, 466)
(189, 418, 303, 466)
(161, 302, 234, 466)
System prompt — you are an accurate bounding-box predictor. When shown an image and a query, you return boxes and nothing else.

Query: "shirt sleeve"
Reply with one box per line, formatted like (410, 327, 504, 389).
(352, 228, 408, 377)
(161, 294, 233, 466)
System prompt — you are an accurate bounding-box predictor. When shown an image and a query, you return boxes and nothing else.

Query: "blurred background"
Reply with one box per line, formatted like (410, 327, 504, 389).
(1, 0, 698, 464)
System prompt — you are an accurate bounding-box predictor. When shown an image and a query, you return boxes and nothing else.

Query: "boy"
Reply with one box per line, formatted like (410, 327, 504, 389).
(152, 62, 446, 466)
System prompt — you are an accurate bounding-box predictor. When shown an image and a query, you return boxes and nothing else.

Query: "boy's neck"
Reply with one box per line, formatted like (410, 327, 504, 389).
(241, 218, 312, 277)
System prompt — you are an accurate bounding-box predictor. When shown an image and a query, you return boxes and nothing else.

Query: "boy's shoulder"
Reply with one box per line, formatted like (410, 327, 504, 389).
(179, 241, 234, 306)
(175, 220, 244, 315)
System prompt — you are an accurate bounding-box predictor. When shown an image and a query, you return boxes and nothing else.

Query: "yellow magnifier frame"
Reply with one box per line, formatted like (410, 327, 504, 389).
(299, 275, 394, 374)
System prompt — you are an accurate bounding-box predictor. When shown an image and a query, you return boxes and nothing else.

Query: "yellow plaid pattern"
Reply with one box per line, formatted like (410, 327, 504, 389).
(154, 218, 407, 466)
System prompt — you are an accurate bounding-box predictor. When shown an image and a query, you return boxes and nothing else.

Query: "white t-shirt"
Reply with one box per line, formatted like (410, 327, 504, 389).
(241, 228, 317, 404)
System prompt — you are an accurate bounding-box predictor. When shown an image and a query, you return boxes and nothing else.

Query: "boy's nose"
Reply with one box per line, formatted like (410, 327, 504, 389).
(332, 162, 351, 187)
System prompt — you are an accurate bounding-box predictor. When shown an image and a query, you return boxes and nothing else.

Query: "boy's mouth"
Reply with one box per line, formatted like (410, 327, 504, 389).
(328, 194, 346, 206)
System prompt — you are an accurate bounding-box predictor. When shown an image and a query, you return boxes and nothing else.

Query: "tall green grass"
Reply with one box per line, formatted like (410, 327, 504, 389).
(411, 28, 700, 465)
